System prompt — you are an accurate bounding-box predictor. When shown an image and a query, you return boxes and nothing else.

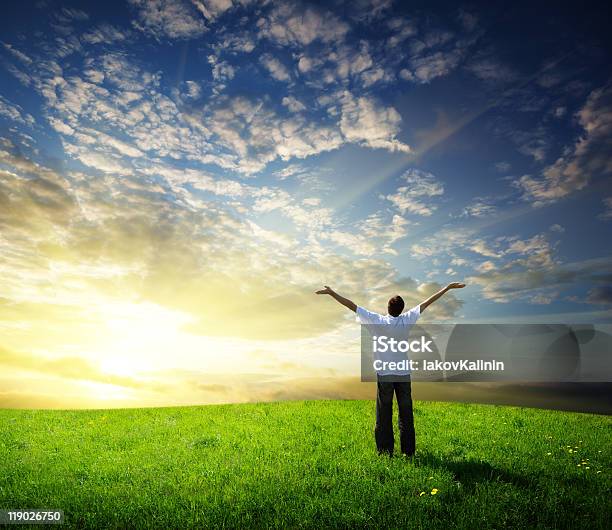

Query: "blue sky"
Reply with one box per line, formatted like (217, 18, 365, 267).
(0, 0, 611, 406)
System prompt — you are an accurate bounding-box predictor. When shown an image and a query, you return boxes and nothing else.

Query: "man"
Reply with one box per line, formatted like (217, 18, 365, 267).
(315, 282, 465, 457)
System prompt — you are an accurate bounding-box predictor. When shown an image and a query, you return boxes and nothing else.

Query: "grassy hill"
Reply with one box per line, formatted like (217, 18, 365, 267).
(1, 400, 610, 528)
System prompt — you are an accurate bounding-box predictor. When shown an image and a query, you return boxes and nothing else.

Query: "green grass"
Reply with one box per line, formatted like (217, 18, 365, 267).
(1, 400, 610, 529)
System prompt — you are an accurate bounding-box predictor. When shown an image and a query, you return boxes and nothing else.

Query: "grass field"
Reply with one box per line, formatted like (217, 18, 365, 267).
(1, 400, 610, 528)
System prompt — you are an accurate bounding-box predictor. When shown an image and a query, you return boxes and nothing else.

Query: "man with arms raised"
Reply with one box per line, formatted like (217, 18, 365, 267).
(315, 282, 465, 457)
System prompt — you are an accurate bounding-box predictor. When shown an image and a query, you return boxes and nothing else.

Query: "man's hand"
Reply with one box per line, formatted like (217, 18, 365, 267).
(420, 281, 466, 313)
(314, 286, 357, 312)
(316, 285, 334, 295)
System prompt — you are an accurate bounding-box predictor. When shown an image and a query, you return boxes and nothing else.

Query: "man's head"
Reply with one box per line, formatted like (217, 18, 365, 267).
(387, 295, 405, 317)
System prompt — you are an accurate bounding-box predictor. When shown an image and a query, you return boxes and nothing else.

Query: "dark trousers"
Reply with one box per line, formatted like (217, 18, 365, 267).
(375, 375, 415, 456)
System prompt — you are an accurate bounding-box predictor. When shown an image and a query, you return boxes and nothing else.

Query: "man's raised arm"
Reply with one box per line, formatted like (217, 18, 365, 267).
(315, 286, 357, 312)
(419, 282, 466, 313)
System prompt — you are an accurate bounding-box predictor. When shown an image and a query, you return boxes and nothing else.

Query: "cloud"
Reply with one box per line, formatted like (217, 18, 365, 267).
(586, 286, 612, 305)
(207, 54, 235, 83)
(184, 80, 202, 99)
(259, 53, 291, 82)
(191, 0, 233, 22)
(282, 96, 306, 113)
(384, 169, 444, 215)
(512, 126, 550, 162)
(0, 95, 35, 126)
(599, 197, 612, 221)
(0, 345, 155, 390)
(24, 50, 413, 174)
(339, 92, 410, 153)
(258, 3, 349, 47)
(457, 9, 478, 32)
(350, 0, 394, 22)
(81, 24, 131, 44)
(55, 7, 89, 23)
(465, 50, 519, 86)
(495, 161, 511, 172)
(467, 249, 612, 304)
(0, 144, 446, 349)
(205, 95, 344, 173)
(2, 42, 33, 65)
(461, 198, 497, 218)
(129, 0, 206, 39)
(411, 50, 463, 83)
(386, 18, 418, 48)
(516, 85, 612, 206)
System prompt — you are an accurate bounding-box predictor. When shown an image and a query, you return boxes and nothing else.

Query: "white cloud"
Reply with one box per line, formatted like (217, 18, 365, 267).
(516, 86, 612, 206)
(398, 68, 414, 81)
(469, 239, 502, 258)
(184, 80, 202, 99)
(514, 126, 549, 162)
(461, 198, 496, 218)
(0, 95, 35, 126)
(466, 57, 516, 84)
(361, 67, 392, 87)
(350, 0, 394, 22)
(339, 92, 410, 153)
(191, 0, 233, 21)
(599, 197, 612, 221)
(82, 24, 130, 44)
(259, 53, 291, 82)
(467, 255, 612, 305)
(59, 7, 89, 21)
(386, 18, 418, 48)
(2, 43, 33, 65)
(297, 56, 317, 73)
(206, 95, 344, 173)
(48, 116, 74, 135)
(495, 161, 511, 172)
(207, 54, 235, 92)
(129, 0, 206, 39)
(412, 50, 462, 83)
(384, 169, 444, 216)
(67, 147, 132, 174)
(258, 3, 349, 47)
(553, 106, 566, 118)
(282, 96, 306, 113)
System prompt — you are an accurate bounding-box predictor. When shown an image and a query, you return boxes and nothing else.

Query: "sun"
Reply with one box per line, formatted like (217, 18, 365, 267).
(94, 300, 195, 377)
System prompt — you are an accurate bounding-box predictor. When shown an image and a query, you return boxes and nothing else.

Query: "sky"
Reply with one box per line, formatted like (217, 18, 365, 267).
(0, 0, 611, 408)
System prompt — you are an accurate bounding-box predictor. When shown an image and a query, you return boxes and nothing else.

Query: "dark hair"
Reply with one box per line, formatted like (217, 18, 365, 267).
(387, 295, 405, 317)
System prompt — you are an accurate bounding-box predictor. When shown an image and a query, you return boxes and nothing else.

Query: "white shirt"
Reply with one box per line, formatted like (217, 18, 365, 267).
(356, 305, 421, 376)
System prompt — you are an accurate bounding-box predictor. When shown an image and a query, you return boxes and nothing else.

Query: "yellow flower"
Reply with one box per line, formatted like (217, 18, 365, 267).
(419, 491, 426, 497)
(431, 488, 439, 495)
